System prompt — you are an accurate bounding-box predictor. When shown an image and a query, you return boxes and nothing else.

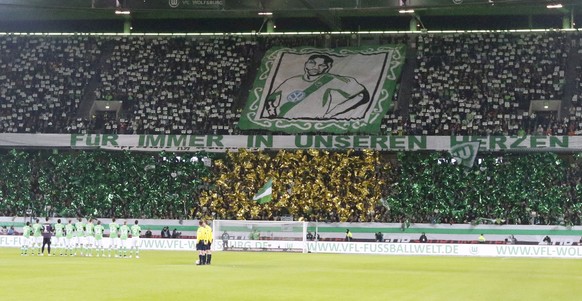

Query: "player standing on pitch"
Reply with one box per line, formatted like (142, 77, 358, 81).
(204, 221, 213, 265)
(85, 218, 95, 256)
(196, 220, 207, 265)
(31, 218, 42, 256)
(65, 220, 75, 256)
(119, 220, 130, 258)
(130, 220, 141, 258)
(94, 220, 105, 257)
(74, 217, 85, 256)
(20, 221, 32, 256)
(54, 219, 65, 256)
(41, 217, 53, 256)
(108, 218, 120, 257)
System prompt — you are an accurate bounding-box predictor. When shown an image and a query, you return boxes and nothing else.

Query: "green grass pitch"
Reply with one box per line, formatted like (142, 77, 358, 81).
(1, 248, 581, 301)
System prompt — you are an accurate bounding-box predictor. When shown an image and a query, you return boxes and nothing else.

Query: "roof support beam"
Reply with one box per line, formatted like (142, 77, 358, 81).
(297, 0, 341, 31)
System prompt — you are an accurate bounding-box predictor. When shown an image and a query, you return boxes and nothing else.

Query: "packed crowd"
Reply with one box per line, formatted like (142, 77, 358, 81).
(196, 149, 582, 226)
(402, 32, 570, 136)
(95, 36, 255, 135)
(1, 32, 581, 136)
(0, 36, 101, 133)
(0, 148, 580, 225)
(0, 32, 582, 226)
(569, 51, 582, 135)
(197, 148, 388, 222)
(0, 149, 214, 219)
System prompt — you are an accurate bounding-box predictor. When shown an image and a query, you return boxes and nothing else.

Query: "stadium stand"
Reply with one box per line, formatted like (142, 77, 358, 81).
(569, 35, 582, 135)
(1, 31, 582, 226)
(406, 32, 569, 136)
(95, 36, 255, 135)
(0, 149, 213, 219)
(1, 33, 414, 135)
(1, 32, 577, 136)
(0, 147, 580, 226)
(0, 35, 101, 133)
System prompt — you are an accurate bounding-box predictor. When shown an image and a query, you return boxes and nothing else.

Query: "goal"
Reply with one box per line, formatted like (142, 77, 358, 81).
(211, 220, 308, 253)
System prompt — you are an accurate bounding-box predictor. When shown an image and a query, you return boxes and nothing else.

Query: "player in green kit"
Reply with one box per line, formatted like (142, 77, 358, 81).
(21, 221, 32, 256)
(119, 220, 130, 258)
(65, 220, 75, 256)
(54, 219, 65, 256)
(74, 217, 85, 256)
(32, 219, 42, 255)
(108, 218, 120, 258)
(94, 220, 105, 257)
(85, 219, 95, 256)
(130, 220, 141, 258)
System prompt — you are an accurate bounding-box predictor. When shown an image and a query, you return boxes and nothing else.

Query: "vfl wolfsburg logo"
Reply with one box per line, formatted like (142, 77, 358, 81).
(287, 90, 306, 102)
(169, 0, 179, 8)
(449, 141, 480, 168)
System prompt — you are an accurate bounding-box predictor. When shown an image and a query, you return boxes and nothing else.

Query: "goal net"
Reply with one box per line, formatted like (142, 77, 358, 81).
(211, 220, 307, 253)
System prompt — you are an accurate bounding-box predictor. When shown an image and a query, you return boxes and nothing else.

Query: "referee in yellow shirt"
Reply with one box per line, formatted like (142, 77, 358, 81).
(204, 221, 213, 265)
(196, 220, 208, 265)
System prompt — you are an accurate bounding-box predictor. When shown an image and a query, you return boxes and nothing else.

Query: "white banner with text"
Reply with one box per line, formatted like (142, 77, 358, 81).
(0, 134, 576, 152)
(0, 236, 197, 251)
(219, 240, 582, 258)
(4, 236, 582, 258)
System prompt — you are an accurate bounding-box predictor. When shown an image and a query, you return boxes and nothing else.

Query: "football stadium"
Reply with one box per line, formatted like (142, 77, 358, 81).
(1, 0, 582, 300)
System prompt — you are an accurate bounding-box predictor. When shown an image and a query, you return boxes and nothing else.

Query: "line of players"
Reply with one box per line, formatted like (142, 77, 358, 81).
(20, 217, 142, 258)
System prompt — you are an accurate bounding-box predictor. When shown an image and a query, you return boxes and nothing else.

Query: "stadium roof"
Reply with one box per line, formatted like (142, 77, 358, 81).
(0, 0, 579, 32)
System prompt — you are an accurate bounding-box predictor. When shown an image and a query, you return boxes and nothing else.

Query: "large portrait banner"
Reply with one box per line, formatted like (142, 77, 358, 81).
(239, 46, 406, 134)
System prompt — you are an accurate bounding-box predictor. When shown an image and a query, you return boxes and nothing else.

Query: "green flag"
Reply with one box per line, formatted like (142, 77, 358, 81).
(449, 141, 480, 168)
(379, 197, 390, 210)
(253, 178, 273, 204)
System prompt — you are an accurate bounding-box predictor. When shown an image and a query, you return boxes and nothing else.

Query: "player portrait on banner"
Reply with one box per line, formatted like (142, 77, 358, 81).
(239, 45, 406, 134)
(263, 54, 371, 120)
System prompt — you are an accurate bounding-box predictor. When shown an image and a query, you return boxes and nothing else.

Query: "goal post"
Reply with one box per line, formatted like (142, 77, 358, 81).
(211, 220, 308, 253)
